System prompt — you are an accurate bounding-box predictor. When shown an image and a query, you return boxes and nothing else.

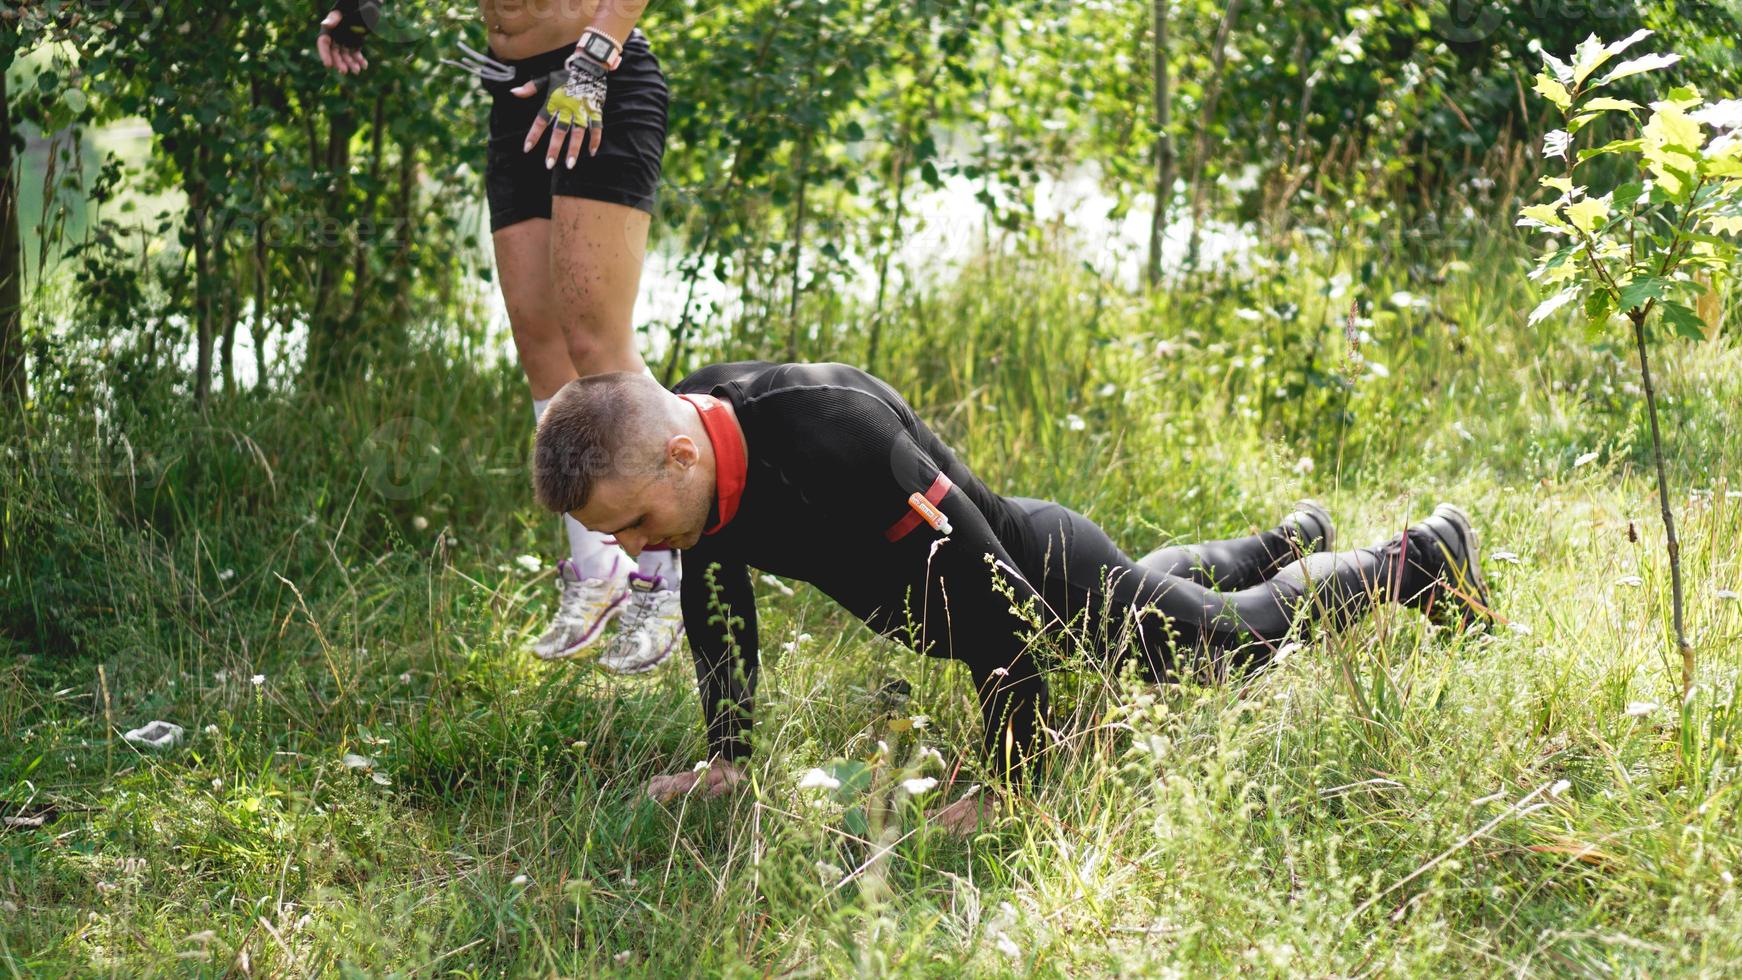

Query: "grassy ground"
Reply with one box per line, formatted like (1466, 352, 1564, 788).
(4, 220, 1742, 976)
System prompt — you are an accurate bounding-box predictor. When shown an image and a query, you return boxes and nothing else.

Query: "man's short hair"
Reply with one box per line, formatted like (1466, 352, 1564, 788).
(532, 372, 669, 514)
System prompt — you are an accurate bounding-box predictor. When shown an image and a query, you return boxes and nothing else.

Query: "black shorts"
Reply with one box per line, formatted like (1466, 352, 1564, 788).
(483, 30, 669, 230)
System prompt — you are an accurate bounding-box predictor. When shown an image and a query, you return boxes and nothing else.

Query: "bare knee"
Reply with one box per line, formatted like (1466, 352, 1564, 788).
(564, 313, 641, 377)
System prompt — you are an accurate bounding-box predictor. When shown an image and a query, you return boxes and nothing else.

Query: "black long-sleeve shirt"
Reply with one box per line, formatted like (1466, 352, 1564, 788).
(674, 361, 1050, 772)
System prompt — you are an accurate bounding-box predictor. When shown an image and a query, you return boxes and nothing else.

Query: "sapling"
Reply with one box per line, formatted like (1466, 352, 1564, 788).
(1518, 32, 1741, 724)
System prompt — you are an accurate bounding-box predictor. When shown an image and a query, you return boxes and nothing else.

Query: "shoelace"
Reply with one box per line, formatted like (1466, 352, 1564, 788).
(554, 576, 617, 624)
(441, 41, 515, 83)
(619, 588, 681, 633)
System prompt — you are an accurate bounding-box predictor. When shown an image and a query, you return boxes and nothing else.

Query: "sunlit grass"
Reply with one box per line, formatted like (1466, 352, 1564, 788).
(4, 223, 1742, 974)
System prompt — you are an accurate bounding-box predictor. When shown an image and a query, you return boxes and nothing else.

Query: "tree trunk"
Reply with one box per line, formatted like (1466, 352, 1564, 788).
(252, 217, 269, 390)
(1630, 311, 1693, 703)
(1146, 0, 1174, 288)
(307, 110, 356, 383)
(190, 175, 215, 410)
(0, 65, 27, 410)
(867, 139, 908, 374)
(1184, 0, 1242, 273)
(784, 133, 812, 359)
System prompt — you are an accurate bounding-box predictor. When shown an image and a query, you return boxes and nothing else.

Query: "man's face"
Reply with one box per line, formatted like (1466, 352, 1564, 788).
(570, 436, 714, 556)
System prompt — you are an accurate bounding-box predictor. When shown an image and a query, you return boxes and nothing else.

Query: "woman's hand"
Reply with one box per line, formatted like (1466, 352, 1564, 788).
(646, 760, 747, 803)
(316, 3, 374, 76)
(513, 52, 609, 169)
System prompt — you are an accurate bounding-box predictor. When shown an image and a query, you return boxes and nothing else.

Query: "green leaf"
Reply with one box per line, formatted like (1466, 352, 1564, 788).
(1529, 287, 1581, 325)
(1708, 214, 1742, 235)
(1534, 71, 1572, 112)
(1571, 34, 1611, 87)
(1665, 85, 1703, 109)
(1540, 176, 1576, 195)
(1658, 300, 1707, 340)
(1611, 181, 1646, 210)
(843, 806, 869, 838)
(1644, 104, 1705, 197)
(1583, 288, 1615, 323)
(1582, 97, 1642, 113)
(1593, 52, 1680, 88)
(1577, 138, 1643, 163)
(824, 760, 873, 803)
(1603, 29, 1655, 61)
(1618, 276, 1666, 311)
(1517, 202, 1569, 231)
(1565, 196, 1608, 234)
(59, 88, 88, 115)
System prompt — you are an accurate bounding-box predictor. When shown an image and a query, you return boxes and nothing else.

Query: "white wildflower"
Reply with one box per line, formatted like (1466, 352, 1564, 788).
(1292, 455, 1315, 475)
(251, 674, 265, 686)
(217, 568, 236, 582)
(1063, 414, 1086, 432)
(1625, 701, 1660, 717)
(797, 768, 841, 791)
(1490, 550, 1521, 564)
(1615, 575, 1644, 588)
(411, 515, 429, 531)
(511, 874, 530, 886)
(1716, 589, 1740, 601)
(1573, 450, 1600, 468)
(514, 554, 542, 573)
(900, 776, 939, 795)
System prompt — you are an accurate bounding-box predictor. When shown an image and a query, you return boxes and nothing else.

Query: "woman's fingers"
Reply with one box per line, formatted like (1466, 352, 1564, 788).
(546, 120, 573, 169)
(586, 122, 604, 160)
(522, 113, 551, 155)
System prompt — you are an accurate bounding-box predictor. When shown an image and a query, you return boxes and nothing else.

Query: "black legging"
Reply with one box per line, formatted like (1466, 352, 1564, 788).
(1006, 498, 1405, 679)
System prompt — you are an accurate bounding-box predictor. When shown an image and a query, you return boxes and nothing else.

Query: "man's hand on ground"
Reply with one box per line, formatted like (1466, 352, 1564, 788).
(927, 792, 997, 836)
(646, 760, 746, 804)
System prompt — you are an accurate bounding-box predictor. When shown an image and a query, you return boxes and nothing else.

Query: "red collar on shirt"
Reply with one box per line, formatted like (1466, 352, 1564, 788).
(679, 393, 747, 534)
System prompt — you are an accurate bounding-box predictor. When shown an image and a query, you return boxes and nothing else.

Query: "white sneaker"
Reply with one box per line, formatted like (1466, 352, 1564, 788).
(598, 573, 684, 675)
(532, 556, 630, 660)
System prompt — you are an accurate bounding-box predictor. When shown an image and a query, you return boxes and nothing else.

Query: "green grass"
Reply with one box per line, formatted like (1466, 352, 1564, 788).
(4, 220, 1742, 975)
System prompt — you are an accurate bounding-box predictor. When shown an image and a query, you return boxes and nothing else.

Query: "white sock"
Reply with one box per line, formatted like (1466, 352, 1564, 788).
(637, 547, 679, 587)
(535, 394, 623, 581)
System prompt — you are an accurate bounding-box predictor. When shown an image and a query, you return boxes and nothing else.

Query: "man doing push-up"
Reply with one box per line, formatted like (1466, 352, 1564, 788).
(531, 362, 1493, 831)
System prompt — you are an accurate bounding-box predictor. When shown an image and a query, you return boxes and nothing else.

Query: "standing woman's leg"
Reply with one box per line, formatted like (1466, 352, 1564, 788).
(486, 49, 633, 660)
(547, 29, 683, 673)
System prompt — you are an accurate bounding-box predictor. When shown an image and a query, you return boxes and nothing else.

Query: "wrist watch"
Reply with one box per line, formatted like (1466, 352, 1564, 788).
(575, 27, 623, 70)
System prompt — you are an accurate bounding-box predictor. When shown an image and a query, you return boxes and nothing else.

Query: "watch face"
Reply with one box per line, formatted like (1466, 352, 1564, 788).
(584, 34, 615, 60)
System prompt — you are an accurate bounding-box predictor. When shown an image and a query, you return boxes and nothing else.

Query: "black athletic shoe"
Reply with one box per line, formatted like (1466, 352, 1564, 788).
(1282, 499, 1335, 554)
(1396, 503, 1493, 630)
